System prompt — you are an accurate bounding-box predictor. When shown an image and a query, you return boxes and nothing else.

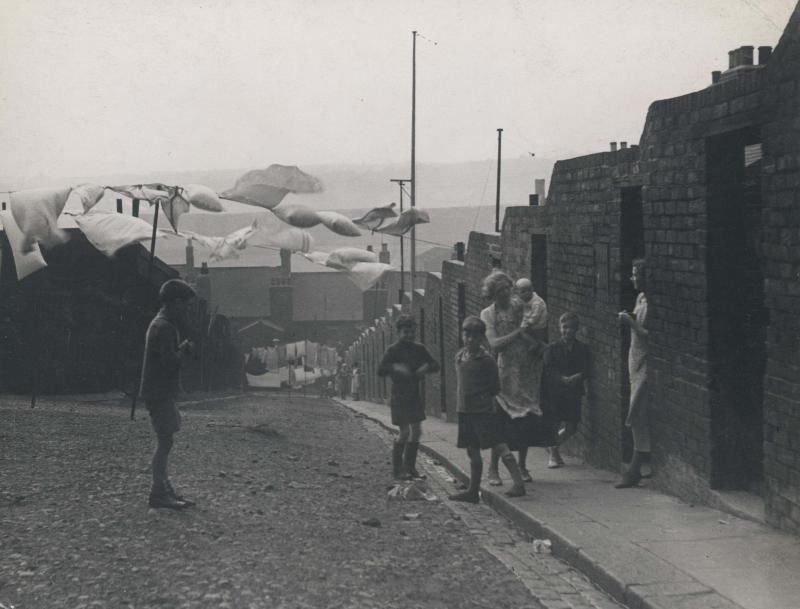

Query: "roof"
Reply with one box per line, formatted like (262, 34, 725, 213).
(292, 272, 363, 321)
(207, 266, 278, 318)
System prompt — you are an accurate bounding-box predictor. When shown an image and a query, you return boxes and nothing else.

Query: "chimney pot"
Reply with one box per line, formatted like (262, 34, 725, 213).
(116, 198, 123, 213)
(620, 141, 628, 149)
(132, 198, 140, 218)
(740, 46, 754, 66)
(378, 243, 390, 264)
(610, 142, 618, 152)
(712, 70, 722, 83)
(729, 49, 737, 69)
(454, 241, 465, 262)
(200, 262, 209, 275)
(758, 46, 772, 64)
(529, 194, 539, 206)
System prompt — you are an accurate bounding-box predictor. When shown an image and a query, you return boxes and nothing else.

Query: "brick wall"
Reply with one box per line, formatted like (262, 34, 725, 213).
(759, 9, 800, 531)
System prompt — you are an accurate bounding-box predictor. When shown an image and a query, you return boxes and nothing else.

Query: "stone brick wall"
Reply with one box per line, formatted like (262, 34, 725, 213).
(758, 10, 800, 531)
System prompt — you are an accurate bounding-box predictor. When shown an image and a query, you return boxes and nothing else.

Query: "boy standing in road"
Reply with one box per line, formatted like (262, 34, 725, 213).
(140, 279, 196, 509)
(542, 312, 592, 468)
(449, 316, 526, 503)
(377, 314, 440, 480)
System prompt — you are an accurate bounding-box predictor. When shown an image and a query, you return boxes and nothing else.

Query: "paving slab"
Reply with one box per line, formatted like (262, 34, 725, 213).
(339, 398, 800, 609)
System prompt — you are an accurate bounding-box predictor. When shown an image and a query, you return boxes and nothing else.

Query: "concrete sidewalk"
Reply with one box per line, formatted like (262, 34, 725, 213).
(339, 398, 800, 609)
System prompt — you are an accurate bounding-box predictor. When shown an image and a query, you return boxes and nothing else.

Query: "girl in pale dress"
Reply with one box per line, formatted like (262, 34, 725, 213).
(616, 258, 650, 488)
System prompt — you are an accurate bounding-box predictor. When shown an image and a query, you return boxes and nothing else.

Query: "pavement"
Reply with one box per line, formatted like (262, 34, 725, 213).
(338, 398, 800, 609)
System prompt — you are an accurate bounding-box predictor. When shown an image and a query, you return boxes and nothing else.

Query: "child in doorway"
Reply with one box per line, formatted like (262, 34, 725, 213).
(449, 316, 526, 502)
(542, 312, 592, 468)
(377, 314, 440, 480)
(140, 279, 196, 509)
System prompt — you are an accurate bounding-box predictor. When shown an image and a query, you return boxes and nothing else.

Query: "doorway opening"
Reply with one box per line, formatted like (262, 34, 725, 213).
(707, 127, 766, 492)
(619, 186, 644, 463)
(530, 234, 548, 343)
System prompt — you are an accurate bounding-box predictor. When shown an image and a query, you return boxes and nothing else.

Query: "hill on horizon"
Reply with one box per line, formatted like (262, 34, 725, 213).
(1, 156, 554, 212)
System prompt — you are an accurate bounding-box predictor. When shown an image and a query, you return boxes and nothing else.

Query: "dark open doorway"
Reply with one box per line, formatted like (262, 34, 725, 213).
(620, 186, 644, 463)
(707, 127, 766, 492)
(530, 234, 548, 343)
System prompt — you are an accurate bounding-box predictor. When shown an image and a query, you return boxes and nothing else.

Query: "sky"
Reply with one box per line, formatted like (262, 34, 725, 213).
(0, 0, 795, 182)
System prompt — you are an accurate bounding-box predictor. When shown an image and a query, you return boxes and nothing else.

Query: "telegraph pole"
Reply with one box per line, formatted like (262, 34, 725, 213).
(495, 128, 503, 233)
(389, 178, 409, 304)
(409, 30, 417, 305)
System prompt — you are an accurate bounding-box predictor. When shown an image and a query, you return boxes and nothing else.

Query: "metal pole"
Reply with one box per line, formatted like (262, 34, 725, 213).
(495, 128, 503, 233)
(389, 178, 409, 304)
(410, 30, 417, 304)
(131, 200, 161, 420)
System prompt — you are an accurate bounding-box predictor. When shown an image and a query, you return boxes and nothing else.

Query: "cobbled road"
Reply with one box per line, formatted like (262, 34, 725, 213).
(0, 392, 624, 609)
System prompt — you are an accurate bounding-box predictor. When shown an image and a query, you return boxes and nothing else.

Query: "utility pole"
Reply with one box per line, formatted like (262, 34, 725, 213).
(410, 30, 417, 305)
(389, 178, 410, 304)
(495, 128, 503, 233)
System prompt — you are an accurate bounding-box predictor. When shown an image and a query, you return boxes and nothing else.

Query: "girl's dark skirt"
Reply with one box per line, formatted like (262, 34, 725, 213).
(497, 407, 557, 450)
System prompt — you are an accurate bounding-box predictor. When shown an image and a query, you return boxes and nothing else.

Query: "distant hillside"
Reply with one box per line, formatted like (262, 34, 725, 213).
(1, 156, 553, 211)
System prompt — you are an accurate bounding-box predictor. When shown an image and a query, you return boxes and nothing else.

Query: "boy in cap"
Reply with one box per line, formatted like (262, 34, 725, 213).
(542, 312, 592, 468)
(377, 314, 440, 480)
(450, 316, 526, 502)
(140, 279, 196, 509)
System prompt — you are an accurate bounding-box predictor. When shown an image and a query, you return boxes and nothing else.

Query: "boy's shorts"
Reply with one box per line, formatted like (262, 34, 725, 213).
(456, 412, 504, 449)
(390, 402, 426, 426)
(554, 399, 581, 425)
(146, 400, 181, 435)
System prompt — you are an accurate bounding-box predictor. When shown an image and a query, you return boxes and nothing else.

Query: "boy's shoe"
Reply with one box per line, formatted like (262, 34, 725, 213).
(614, 471, 642, 489)
(547, 447, 565, 469)
(165, 481, 195, 507)
(505, 484, 526, 498)
(520, 467, 533, 482)
(448, 490, 480, 504)
(487, 469, 503, 486)
(403, 442, 426, 480)
(148, 494, 188, 510)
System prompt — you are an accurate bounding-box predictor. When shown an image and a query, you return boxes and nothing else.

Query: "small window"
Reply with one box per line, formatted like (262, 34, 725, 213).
(744, 143, 763, 167)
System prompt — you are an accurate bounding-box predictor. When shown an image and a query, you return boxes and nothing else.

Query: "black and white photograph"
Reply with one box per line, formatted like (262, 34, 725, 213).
(1, 1, 798, 608)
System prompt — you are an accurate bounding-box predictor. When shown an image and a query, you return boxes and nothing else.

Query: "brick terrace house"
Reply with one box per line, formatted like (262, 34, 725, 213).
(347, 8, 800, 534)
(0, 228, 177, 394)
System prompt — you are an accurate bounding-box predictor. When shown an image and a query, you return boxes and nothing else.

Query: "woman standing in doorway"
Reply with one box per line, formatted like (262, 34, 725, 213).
(616, 258, 650, 488)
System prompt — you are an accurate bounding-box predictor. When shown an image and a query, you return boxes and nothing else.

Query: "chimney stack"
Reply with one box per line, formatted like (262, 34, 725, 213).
(132, 198, 140, 218)
(116, 198, 123, 213)
(185, 239, 195, 271)
(280, 248, 291, 275)
(620, 141, 628, 149)
(740, 46, 754, 66)
(535, 178, 546, 204)
(712, 70, 722, 84)
(610, 142, 618, 152)
(729, 49, 737, 69)
(379, 243, 390, 264)
(758, 46, 772, 64)
(528, 194, 539, 206)
(454, 242, 465, 262)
